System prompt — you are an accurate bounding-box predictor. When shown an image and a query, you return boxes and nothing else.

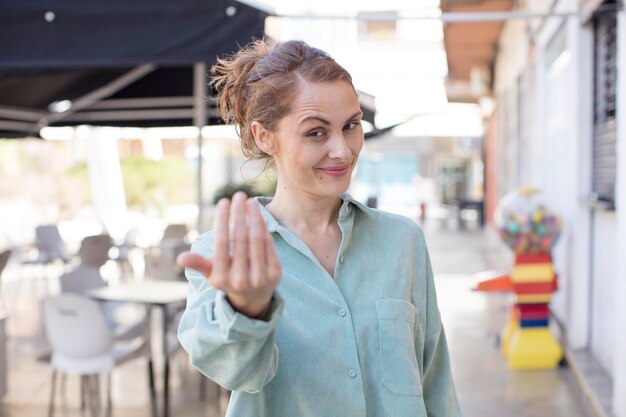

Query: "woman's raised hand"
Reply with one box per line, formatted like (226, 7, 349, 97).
(177, 192, 282, 319)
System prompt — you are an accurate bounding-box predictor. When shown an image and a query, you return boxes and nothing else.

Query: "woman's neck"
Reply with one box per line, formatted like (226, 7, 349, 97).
(265, 185, 342, 234)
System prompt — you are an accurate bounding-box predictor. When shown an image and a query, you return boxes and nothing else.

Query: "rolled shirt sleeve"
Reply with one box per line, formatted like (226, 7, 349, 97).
(177, 234, 284, 393)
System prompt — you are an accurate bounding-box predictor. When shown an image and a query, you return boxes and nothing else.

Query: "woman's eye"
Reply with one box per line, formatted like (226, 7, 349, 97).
(344, 121, 359, 130)
(307, 130, 325, 138)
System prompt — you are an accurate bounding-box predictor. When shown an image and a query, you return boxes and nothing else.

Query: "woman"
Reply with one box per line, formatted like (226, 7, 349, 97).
(177, 39, 461, 417)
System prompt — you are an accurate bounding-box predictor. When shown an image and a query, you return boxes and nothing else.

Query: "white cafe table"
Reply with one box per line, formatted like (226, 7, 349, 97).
(86, 281, 188, 417)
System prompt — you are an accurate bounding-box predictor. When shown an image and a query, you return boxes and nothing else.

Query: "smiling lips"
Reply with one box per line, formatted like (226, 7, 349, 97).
(318, 164, 351, 177)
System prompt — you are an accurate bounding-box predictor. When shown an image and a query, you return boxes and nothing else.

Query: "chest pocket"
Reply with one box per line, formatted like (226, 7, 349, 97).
(376, 299, 423, 396)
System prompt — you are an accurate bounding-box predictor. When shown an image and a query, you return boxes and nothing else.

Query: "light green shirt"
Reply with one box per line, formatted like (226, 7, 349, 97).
(178, 193, 461, 417)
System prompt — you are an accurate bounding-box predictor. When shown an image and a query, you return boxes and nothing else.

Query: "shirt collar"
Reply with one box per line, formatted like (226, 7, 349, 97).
(255, 196, 279, 232)
(255, 192, 364, 233)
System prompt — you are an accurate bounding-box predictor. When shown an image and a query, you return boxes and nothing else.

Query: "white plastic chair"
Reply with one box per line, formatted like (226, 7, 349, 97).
(77, 234, 113, 268)
(23, 225, 69, 265)
(161, 224, 188, 242)
(144, 250, 185, 282)
(0, 249, 11, 299)
(110, 228, 139, 280)
(159, 224, 189, 263)
(59, 265, 147, 340)
(43, 293, 156, 417)
(144, 251, 187, 342)
(59, 265, 107, 293)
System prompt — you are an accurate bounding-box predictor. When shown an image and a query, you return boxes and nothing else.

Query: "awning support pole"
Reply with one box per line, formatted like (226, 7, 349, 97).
(193, 62, 208, 232)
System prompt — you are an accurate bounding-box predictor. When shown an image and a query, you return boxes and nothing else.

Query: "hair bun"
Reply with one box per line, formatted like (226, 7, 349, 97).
(210, 39, 353, 161)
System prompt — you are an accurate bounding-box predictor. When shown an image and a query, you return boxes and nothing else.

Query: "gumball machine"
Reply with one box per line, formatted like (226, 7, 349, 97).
(475, 187, 563, 370)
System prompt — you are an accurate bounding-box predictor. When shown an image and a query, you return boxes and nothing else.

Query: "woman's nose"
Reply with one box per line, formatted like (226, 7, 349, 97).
(328, 133, 351, 160)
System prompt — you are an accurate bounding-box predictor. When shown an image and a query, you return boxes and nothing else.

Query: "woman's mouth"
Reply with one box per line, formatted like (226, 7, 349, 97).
(318, 164, 351, 177)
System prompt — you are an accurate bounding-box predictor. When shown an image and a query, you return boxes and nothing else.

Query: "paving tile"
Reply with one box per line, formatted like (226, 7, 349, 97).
(424, 222, 596, 417)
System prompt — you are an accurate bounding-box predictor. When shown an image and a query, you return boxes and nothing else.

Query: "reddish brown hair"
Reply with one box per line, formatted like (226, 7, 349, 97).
(211, 39, 354, 161)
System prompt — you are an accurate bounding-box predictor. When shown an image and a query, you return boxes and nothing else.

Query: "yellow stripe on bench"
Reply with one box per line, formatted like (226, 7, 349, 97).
(511, 263, 554, 283)
(515, 293, 553, 304)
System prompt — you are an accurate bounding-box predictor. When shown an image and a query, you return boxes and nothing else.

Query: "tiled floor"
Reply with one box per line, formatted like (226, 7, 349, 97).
(424, 220, 596, 417)
(0, 220, 596, 417)
(1, 263, 227, 417)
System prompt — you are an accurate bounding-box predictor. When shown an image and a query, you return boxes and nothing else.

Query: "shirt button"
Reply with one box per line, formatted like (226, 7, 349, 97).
(338, 308, 347, 317)
(348, 369, 357, 378)
(339, 255, 345, 264)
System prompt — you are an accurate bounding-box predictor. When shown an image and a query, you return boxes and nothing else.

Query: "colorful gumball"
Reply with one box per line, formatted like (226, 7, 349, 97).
(494, 188, 562, 254)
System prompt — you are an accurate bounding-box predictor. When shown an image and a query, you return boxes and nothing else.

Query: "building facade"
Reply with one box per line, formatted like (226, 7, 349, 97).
(468, 0, 626, 414)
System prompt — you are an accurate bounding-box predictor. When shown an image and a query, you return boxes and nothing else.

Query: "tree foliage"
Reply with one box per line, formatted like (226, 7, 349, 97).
(68, 156, 192, 210)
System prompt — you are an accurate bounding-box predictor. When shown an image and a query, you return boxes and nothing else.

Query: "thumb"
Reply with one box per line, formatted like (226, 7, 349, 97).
(177, 251, 213, 277)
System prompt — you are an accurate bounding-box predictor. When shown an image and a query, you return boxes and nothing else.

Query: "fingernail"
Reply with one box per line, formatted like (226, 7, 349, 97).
(176, 251, 190, 264)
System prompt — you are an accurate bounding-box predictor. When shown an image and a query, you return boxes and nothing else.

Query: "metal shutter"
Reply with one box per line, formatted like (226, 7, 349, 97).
(591, 2, 618, 209)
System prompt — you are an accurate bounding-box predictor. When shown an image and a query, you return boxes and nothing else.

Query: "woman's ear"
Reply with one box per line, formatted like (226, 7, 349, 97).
(251, 121, 276, 156)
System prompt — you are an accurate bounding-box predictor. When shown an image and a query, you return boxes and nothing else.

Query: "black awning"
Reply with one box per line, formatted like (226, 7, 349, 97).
(0, 1, 376, 138)
(0, 0, 266, 69)
(0, 0, 268, 138)
(0, 66, 227, 136)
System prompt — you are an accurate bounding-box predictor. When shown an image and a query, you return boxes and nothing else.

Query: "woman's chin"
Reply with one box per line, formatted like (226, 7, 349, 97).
(316, 181, 351, 198)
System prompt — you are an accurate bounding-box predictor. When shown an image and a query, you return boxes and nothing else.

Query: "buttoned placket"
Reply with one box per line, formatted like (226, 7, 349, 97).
(262, 196, 365, 390)
(258, 197, 365, 392)
(333, 203, 363, 388)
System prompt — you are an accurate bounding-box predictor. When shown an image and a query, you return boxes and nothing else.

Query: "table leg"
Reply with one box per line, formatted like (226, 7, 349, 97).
(148, 358, 157, 417)
(161, 305, 170, 417)
(145, 307, 158, 417)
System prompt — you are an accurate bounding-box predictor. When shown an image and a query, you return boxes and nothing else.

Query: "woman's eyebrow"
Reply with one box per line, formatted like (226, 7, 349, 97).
(345, 111, 363, 122)
(298, 115, 331, 126)
(298, 111, 363, 126)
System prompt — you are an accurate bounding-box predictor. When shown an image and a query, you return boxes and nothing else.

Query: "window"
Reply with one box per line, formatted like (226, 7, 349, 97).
(358, 12, 397, 42)
(591, 1, 618, 208)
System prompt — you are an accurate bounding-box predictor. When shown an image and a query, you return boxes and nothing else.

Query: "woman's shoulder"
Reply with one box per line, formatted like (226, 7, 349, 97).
(350, 198, 425, 241)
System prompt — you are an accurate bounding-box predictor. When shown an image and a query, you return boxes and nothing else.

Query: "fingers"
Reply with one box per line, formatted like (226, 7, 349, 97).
(197, 192, 281, 313)
(248, 198, 267, 287)
(177, 252, 213, 277)
(230, 192, 249, 290)
(212, 198, 231, 284)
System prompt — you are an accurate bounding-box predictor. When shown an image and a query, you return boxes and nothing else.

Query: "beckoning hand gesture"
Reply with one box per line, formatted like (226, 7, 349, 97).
(177, 192, 282, 319)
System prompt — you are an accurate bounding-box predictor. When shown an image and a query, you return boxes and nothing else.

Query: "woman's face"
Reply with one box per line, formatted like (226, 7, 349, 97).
(267, 80, 364, 200)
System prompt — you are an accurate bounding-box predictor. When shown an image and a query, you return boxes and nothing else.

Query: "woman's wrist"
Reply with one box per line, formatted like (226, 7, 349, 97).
(226, 293, 273, 321)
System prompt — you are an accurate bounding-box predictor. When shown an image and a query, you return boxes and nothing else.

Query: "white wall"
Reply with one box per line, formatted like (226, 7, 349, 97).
(590, 212, 617, 373)
(478, 0, 624, 411)
(493, 15, 533, 197)
(611, 8, 626, 417)
(493, 0, 596, 351)
(493, 18, 530, 95)
(533, 4, 580, 334)
(568, 0, 595, 352)
(571, 0, 620, 378)
(536, 0, 624, 405)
